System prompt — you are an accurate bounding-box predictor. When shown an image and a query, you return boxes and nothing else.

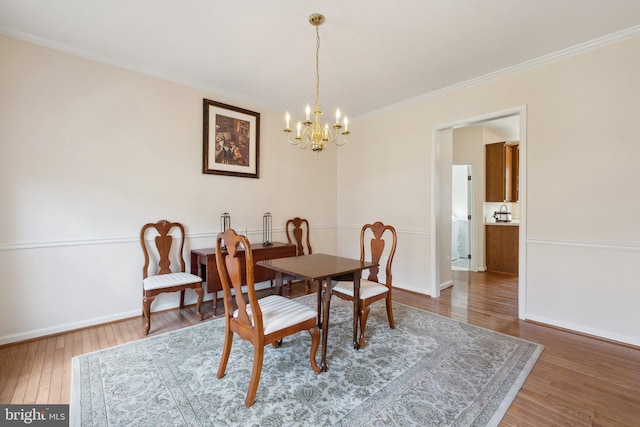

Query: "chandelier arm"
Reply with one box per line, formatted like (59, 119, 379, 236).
(298, 136, 310, 149)
(333, 135, 348, 146)
(328, 130, 348, 146)
(285, 131, 310, 149)
(326, 128, 338, 144)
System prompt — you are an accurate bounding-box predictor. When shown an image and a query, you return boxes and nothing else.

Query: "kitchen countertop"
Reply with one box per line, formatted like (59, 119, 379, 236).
(485, 221, 519, 226)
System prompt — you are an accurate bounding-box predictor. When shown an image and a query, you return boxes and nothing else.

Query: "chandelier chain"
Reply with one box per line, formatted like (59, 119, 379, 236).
(315, 24, 320, 113)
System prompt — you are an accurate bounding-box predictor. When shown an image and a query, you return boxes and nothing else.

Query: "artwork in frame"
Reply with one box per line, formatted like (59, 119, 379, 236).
(203, 99, 260, 178)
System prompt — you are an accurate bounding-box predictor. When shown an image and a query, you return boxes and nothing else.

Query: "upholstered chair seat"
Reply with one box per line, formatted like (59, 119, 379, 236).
(143, 272, 203, 291)
(235, 295, 317, 335)
(332, 279, 389, 300)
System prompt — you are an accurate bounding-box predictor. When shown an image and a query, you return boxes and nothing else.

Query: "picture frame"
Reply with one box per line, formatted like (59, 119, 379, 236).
(203, 99, 260, 178)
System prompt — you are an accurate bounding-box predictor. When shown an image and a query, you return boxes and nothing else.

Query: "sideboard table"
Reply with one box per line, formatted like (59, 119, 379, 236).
(190, 242, 296, 315)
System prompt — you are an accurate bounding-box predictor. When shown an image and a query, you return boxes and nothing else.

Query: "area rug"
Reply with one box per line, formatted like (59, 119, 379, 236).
(70, 295, 543, 426)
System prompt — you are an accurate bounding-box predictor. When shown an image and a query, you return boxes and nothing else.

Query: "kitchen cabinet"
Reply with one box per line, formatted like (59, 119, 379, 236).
(486, 142, 519, 202)
(485, 224, 519, 274)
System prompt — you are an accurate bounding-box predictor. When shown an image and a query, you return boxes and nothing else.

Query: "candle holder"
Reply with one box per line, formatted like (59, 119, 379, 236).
(262, 212, 273, 246)
(220, 212, 231, 248)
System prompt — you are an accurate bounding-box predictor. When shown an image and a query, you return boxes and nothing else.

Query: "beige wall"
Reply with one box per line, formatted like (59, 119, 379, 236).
(339, 36, 640, 345)
(2, 32, 639, 346)
(0, 35, 338, 343)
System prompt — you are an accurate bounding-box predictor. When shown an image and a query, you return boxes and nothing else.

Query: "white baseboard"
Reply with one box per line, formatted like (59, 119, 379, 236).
(393, 282, 430, 296)
(0, 281, 277, 346)
(440, 280, 453, 291)
(0, 309, 143, 346)
(526, 314, 639, 347)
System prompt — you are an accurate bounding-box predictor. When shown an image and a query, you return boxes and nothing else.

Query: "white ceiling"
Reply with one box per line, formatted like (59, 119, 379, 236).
(1, 0, 640, 123)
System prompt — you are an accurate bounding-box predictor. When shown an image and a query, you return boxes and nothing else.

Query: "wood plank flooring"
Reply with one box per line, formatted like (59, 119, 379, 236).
(1, 271, 639, 425)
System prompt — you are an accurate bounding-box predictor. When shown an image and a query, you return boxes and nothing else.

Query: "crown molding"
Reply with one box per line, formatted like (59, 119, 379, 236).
(0, 26, 277, 112)
(356, 25, 640, 121)
(2, 24, 639, 123)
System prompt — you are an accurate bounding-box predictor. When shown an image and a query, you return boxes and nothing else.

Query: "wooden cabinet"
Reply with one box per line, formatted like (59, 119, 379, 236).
(486, 142, 519, 202)
(485, 225, 519, 274)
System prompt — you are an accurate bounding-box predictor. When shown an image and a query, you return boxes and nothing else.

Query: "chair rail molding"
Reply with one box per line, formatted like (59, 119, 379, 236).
(526, 237, 640, 251)
(0, 223, 339, 252)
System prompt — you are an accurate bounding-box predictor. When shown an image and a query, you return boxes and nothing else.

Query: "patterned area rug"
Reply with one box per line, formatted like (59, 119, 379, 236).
(71, 295, 543, 426)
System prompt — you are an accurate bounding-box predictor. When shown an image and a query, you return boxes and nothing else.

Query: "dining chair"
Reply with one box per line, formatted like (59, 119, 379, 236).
(215, 228, 321, 407)
(285, 217, 313, 294)
(140, 220, 204, 335)
(332, 221, 397, 348)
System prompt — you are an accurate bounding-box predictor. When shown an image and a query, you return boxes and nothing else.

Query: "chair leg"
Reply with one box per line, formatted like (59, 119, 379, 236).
(217, 326, 233, 379)
(213, 292, 218, 317)
(245, 344, 265, 407)
(309, 326, 321, 374)
(142, 294, 155, 335)
(179, 289, 186, 308)
(385, 296, 396, 329)
(305, 280, 311, 294)
(195, 286, 204, 320)
(359, 305, 371, 348)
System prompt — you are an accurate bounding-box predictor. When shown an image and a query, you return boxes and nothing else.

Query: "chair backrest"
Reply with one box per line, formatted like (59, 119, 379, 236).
(216, 229, 263, 333)
(286, 217, 312, 256)
(360, 221, 397, 286)
(140, 220, 187, 280)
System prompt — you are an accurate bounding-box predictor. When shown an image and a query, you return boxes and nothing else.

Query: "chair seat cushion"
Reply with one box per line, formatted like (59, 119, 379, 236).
(143, 272, 202, 291)
(235, 295, 316, 335)
(332, 279, 389, 300)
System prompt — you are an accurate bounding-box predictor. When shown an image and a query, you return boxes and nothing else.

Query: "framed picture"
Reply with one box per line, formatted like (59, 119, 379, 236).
(203, 99, 260, 178)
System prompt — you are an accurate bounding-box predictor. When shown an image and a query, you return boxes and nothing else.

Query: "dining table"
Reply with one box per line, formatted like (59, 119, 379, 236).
(256, 253, 376, 372)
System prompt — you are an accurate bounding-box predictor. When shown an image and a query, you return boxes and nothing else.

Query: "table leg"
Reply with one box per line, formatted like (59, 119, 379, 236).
(316, 279, 323, 328)
(353, 272, 361, 350)
(321, 282, 332, 372)
(206, 264, 219, 317)
(192, 257, 215, 316)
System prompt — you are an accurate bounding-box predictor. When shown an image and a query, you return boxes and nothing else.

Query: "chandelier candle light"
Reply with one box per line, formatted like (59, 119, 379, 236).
(284, 13, 350, 154)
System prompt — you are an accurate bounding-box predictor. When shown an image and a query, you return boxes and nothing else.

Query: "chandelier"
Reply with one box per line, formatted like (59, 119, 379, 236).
(284, 13, 350, 154)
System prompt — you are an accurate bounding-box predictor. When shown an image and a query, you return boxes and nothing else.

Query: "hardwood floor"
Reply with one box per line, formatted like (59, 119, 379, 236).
(1, 271, 639, 425)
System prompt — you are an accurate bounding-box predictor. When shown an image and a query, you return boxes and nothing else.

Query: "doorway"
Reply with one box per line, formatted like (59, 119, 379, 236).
(451, 165, 472, 271)
(431, 106, 527, 319)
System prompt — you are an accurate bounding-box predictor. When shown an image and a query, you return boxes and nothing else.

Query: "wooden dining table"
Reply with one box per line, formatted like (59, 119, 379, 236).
(257, 253, 376, 372)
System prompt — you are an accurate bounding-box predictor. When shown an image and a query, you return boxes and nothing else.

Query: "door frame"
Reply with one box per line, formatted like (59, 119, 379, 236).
(430, 105, 527, 319)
